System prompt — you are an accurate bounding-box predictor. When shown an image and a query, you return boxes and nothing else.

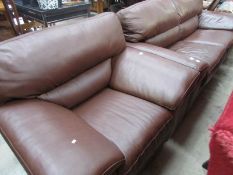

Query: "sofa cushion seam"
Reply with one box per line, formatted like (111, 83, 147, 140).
(125, 116, 173, 174)
(102, 158, 125, 175)
(127, 45, 203, 71)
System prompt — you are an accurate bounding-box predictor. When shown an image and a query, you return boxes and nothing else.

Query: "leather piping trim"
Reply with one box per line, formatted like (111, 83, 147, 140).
(0, 128, 33, 175)
(127, 45, 205, 71)
(71, 112, 127, 175)
(175, 40, 228, 74)
(102, 158, 125, 175)
(166, 71, 200, 110)
(208, 48, 228, 75)
(184, 40, 227, 47)
(175, 72, 200, 108)
(124, 115, 173, 174)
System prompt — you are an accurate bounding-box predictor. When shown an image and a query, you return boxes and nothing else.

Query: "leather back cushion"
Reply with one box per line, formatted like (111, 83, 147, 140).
(117, 0, 202, 47)
(39, 59, 111, 108)
(0, 13, 125, 105)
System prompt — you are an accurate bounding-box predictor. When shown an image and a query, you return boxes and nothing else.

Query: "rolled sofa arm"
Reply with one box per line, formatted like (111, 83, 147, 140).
(126, 42, 208, 72)
(199, 10, 233, 30)
(110, 46, 200, 111)
(0, 100, 125, 175)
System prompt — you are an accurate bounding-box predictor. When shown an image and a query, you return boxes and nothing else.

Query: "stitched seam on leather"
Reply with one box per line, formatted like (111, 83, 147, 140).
(124, 116, 173, 174)
(177, 40, 227, 73)
(171, 43, 210, 66)
(128, 44, 204, 71)
(185, 40, 227, 47)
(175, 72, 200, 110)
(71, 111, 127, 175)
(177, 23, 182, 42)
(102, 159, 125, 175)
(127, 45, 199, 71)
(208, 47, 228, 73)
(171, 0, 200, 24)
(170, 0, 182, 23)
(0, 128, 33, 175)
(170, 0, 200, 42)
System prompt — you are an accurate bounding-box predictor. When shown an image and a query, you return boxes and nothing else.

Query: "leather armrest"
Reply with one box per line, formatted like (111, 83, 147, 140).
(0, 100, 125, 175)
(199, 10, 233, 30)
(127, 42, 208, 72)
(110, 47, 200, 110)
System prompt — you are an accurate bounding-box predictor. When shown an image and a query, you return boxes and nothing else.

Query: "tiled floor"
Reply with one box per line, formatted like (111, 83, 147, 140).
(0, 21, 233, 175)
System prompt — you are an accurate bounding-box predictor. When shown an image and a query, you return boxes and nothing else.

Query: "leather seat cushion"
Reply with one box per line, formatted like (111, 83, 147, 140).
(183, 29, 233, 47)
(170, 41, 226, 73)
(0, 100, 125, 175)
(73, 88, 172, 171)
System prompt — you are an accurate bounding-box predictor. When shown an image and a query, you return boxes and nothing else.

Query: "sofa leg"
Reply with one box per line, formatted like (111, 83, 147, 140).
(202, 160, 208, 170)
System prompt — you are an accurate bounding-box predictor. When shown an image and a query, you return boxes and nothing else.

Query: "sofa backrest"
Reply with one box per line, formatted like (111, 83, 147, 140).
(117, 0, 203, 47)
(0, 13, 126, 108)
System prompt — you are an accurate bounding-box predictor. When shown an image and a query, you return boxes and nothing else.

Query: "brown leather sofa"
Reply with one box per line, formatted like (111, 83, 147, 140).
(0, 12, 202, 175)
(0, 1, 232, 175)
(117, 0, 233, 83)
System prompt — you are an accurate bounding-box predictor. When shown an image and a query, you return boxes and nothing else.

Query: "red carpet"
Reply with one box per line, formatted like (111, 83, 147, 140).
(208, 91, 233, 175)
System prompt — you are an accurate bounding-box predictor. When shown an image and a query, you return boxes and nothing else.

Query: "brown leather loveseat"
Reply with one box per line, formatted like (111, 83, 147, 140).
(0, 0, 232, 175)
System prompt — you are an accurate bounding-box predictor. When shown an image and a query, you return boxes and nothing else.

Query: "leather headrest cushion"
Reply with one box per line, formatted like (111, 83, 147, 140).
(117, 0, 180, 42)
(117, 0, 202, 42)
(172, 0, 203, 22)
